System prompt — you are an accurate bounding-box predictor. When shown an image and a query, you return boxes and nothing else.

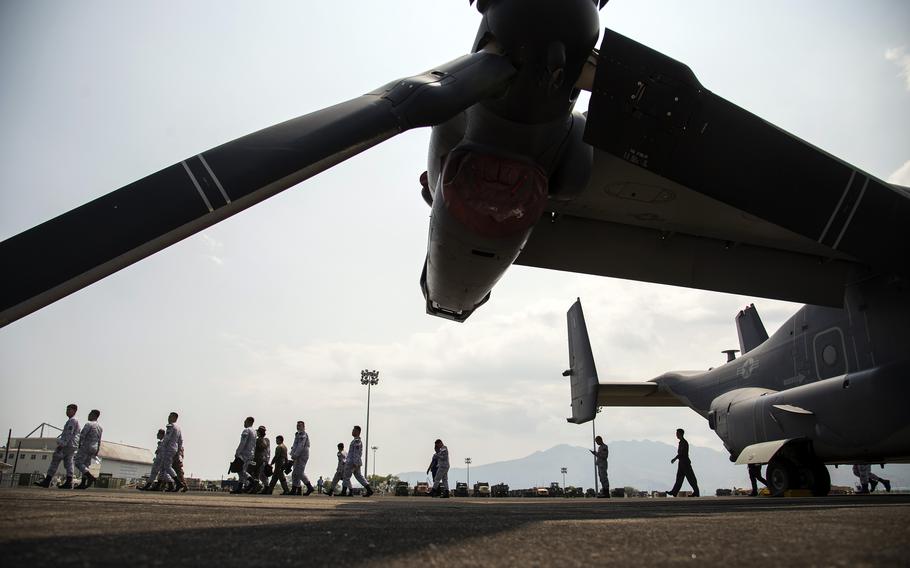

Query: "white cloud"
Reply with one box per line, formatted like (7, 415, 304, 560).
(885, 46, 910, 91)
(888, 160, 910, 186)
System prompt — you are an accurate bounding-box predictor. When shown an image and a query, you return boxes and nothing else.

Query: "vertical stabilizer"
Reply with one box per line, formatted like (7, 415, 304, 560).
(736, 303, 769, 354)
(565, 299, 600, 423)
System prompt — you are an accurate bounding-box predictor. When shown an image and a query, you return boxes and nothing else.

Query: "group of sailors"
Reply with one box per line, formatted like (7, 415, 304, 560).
(30, 405, 894, 497)
(227, 419, 455, 498)
(229, 420, 376, 497)
(33, 404, 103, 490)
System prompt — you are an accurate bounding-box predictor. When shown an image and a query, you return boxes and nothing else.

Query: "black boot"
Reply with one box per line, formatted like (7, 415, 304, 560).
(34, 475, 52, 488)
(58, 476, 74, 489)
(304, 483, 314, 496)
(363, 485, 374, 497)
(75, 476, 89, 490)
(85, 472, 96, 489)
(883, 479, 892, 492)
(230, 481, 245, 494)
(440, 489, 450, 498)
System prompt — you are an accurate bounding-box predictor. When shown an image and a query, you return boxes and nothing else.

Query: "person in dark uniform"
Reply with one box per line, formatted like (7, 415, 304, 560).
(265, 435, 290, 494)
(748, 463, 767, 497)
(590, 435, 609, 498)
(668, 428, 699, 497)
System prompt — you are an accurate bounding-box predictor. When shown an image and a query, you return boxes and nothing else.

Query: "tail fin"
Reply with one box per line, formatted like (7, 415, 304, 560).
(565, 299, 599, 424)
(736, 303, 768, 354)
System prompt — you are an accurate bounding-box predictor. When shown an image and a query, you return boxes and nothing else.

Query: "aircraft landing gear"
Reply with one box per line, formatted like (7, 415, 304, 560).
(766, 458, 795, 497)
(766, 454, 830, 497)
(808, 462, 831, 497)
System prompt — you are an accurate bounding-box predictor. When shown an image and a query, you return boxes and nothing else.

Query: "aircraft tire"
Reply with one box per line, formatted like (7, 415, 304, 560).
(766, 458, 795, 497)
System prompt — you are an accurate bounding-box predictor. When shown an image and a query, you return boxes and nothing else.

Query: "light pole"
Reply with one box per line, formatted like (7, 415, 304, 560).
(360, 369, 379, 476)
(371, 446, 378, 478)
(465, 457, 472, 490)
(561, 467, 568, 497)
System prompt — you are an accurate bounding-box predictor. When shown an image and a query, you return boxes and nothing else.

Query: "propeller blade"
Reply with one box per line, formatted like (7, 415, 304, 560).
(0, 51, 515, 328)
(583, 29, 910, 278)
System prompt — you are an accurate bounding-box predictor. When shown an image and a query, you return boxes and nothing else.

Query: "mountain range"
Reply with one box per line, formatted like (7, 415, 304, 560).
(396, 441, 910, 492)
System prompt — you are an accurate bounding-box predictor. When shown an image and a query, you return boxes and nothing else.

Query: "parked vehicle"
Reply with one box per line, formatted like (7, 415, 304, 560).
(414, 481, 430, 496)
(453, 482, 469, 497)
(473, 482, 491, 497)
(395, 481, 410, 496)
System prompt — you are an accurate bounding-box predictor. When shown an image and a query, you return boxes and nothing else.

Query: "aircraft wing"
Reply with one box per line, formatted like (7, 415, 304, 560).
(517, 29, 909, 307)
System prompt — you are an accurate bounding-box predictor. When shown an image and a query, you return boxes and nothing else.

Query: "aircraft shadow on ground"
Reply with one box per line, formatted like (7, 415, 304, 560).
(2, 495, 909, 566)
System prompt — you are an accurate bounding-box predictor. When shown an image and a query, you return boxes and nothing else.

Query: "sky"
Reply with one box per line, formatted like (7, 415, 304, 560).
(1, 1, 908, 484)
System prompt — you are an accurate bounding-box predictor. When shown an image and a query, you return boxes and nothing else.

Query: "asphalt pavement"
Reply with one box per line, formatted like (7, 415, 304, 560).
(2, 488, 909, 566)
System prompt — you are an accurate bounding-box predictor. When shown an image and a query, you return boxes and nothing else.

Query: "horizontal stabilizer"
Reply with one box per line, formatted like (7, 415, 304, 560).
(597, 382, 683, 407)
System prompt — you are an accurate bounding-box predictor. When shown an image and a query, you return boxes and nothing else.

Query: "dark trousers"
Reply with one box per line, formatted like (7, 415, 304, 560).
(269, 465, 289, 493)
(172, 454, 185, 485)
(671, 460, 699, 495)
(748, 464, 766, 493)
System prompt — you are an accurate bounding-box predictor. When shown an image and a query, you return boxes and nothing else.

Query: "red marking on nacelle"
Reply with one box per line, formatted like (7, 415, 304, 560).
(440, 149, 548, 239)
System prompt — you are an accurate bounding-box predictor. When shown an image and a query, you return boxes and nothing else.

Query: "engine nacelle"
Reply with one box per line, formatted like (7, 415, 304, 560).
(421, 147, 548, 321)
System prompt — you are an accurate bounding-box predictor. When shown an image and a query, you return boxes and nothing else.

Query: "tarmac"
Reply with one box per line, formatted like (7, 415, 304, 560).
(2, 488, 909, 567)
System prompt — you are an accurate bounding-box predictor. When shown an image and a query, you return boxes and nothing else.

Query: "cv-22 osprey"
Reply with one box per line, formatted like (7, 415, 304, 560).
(0, 0, 907, 483)
(564, 299, 910, 497)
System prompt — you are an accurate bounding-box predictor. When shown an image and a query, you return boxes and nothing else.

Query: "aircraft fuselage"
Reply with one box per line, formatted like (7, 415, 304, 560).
(654, 276, 910, 464)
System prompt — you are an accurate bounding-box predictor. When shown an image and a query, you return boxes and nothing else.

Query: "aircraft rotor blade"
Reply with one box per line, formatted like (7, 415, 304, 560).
(0, 51, 515, 328)
(583, 29, 910, 278)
